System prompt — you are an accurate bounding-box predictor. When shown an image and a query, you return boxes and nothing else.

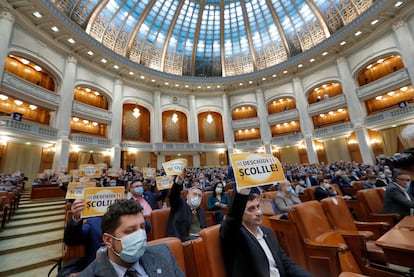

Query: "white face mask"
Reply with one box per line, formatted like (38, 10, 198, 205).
(215, 187, 223, 194)
(323, 183, 331, 190)
(189, 196, 201, 208)
(110, 229, 147, 263)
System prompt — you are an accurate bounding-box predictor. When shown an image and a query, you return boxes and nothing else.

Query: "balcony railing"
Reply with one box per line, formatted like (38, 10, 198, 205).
(0, 116, 58, 140)
(231, 117, 260, 129)
(72, 101, 112, 123)
(313, 122, 353, 139)
(70, 133, 111, 147)
(308, 94, 346, 115)
(271, 133, 303, 146)
(365, 103, 414, 128)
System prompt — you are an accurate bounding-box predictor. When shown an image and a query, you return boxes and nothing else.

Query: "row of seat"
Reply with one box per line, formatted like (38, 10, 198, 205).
(269, 196, 404, 277)
(0, 185, 22, 230)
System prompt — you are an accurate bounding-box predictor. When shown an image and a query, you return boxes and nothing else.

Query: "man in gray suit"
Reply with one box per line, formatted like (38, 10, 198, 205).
(78, 199, 185, 277)
(383, 171, 414, 219)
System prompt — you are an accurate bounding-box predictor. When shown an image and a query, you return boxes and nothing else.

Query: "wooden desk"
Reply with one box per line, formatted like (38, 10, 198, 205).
(395, 215, 414, 230)
(375, 228, 414, 268)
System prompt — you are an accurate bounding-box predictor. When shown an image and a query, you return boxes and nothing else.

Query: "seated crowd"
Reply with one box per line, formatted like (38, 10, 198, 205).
(53, 155, 414, 277)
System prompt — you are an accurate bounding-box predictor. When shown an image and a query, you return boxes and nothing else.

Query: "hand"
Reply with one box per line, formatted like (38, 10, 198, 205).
(175, 175, 184, 185)
(71, 198, 85, 221)
(238, 188, 251, 195)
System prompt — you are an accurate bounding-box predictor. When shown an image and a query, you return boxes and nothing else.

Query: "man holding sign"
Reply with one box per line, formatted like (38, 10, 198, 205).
(220, 154, 312, 277)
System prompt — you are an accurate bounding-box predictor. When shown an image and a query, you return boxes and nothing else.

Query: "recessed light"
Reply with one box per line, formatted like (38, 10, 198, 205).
(21, 58, 29, 65)
(87, 51, 94, 56)
(262, 77, 266, 80)
(29, 105, 37, 110)
(185, 85, 189, 88)
(101, 58, 107, 63)
(198, 86, 202, 89)
(85, 88, 91, 92)
(207, 86, 211, 89)
(175, 84, 179, 87)
(309, 58, 315, 63)
(371, 19, 379, 25)
(129, 71, 134, 76)
(151, 79, 155, 82)
(50, 26, 59, 32)
(14, 100, 23, 106)
(272, 74, 277, 77)
(217, 85, 221, 88)
(322, 51, 328, 56)
(67, 38, 75, 44)
(355, 31, 362, 36)
(239, 83, 243, 86)
(32, 12, 42, 18)
(283, 70, 288, 74)
(375, 95, 382, 100)
(140, 75, 145, 79)
(377, 58, 384, 63)
(249, 80, 253, 84)
(394, 1, 403, 7)
(165, 82, 169, 86)
(113, 65, 119, 69)
(34, 65, 42, 71)
(366, 64, 373, 69)
(340, 41, 346, 46)
(298, 64, 303, 68)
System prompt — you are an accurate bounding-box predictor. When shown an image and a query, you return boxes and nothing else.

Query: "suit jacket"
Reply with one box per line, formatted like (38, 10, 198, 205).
(383, 182, 414, 217)
(220, 192, 313, 277)
(78, 244, 185, 277)
(143, 189, 168, 210)
(314, 186, 335, 202)
(64, 216, 103, 264)
(166, 183, 207, 241)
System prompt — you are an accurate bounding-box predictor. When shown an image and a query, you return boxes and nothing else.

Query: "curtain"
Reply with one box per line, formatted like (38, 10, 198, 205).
(397, 125, 411, 149)
(3, 142, 42, 185)
(78, 152, 91, 166)
(379, 128, 400, 156)
(92, 153, 103, 164)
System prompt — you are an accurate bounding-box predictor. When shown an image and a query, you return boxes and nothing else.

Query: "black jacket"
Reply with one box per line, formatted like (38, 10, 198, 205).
(220, 192, 313, 277)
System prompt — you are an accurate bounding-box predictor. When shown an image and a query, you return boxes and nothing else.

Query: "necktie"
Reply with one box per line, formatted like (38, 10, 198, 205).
(125, 268, 139, 277)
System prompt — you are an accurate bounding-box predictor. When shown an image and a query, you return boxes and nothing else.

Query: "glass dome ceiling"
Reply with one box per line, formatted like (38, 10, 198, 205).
(53, 0, 374, 77)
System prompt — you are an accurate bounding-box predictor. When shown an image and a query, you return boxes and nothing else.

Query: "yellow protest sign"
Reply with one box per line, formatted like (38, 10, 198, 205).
(65, 182, 96, 199)
(143, 167, 156, 178)
(81, 187, 125, 218)
(230, 153, 285, 190)
(162, 158, 187, 177)
(79, 164, 102, 178)
(59, 174, 71, 183)
(107, 168, 122, 177)
(156, 175, 173, 191)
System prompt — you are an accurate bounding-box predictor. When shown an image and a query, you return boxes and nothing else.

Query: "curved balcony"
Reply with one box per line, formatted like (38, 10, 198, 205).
(357, 68, 410, 101)
(0, 116, 57, 141)
(72, 101, 112, 124)
(271, 133, 303, 147)
(308, 94, 346, 116)
(231, 117, 260, 130)
(313, 122, 353, 140)
(70, 133, 111, 148)
(1, 71, 60, 109)
(268, 109, 299, 125)
(364, 103, 414, 129)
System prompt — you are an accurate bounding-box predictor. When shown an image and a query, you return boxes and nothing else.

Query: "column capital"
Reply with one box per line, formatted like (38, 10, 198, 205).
(392, 20, 405, 31)
(0, 0, 14, 22)
(67, 55, 77, 64)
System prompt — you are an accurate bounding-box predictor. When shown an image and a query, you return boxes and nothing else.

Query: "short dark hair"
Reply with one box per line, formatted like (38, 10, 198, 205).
(247, 193, 257, 201)
(101, 199, 143, 235)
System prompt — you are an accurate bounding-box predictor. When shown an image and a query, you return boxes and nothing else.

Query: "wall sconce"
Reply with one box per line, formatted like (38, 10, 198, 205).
(206, 113, 213, 124)
(132, 104, 141, 118)
(172, 112, 178, 123)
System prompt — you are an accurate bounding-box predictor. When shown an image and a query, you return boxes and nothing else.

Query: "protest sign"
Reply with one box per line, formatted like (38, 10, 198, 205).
(65, 181, 96, 199)
(230, 153, 285, 190)
(79, 164, 102, 178)
(156, 175, 173, 190)
(143, 167, 156, 178)
(81, 187, 124, 218)
(162, 158, 187, 177)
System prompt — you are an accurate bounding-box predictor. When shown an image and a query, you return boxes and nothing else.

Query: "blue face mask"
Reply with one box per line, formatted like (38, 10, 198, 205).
(286, 186, 295, 194)
(111, 229, 147, 263)
(134, 186, 144, 195)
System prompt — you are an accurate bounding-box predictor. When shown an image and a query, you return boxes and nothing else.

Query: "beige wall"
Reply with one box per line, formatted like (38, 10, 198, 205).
(135, 152, 152, 168)
(324, 138, 351, 164)
(280, 147, 300, 164)
(206, 151, 221, 167)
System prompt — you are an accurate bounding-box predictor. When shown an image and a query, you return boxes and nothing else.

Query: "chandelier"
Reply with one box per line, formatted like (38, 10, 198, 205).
(172, 113, 178, 123)
(132, 105, 141, 118)
(206, 113, 213, 124)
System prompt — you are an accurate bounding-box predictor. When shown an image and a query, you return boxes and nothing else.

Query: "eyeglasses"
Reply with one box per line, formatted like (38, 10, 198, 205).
(398, 178, 411, 182)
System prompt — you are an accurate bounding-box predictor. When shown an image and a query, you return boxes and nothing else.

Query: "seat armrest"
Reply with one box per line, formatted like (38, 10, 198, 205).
(339, 230, 373, 240)
(303, 239, 349, 253)
(354, 221, 390, 240)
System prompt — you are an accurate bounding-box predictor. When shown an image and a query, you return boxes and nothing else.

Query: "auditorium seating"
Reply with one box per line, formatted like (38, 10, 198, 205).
(147, 237, 187, 275)
(149, 207, 170, 240)
(356, 189, 400, 226)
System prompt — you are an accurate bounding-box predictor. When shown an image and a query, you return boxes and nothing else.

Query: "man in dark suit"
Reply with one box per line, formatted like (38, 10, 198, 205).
(78, 199, 185, 277)
(383, 171, 414, 218)
(220, 188, 312, 277)
(166, 177, 207, 241)
(314, 178, 338, 201)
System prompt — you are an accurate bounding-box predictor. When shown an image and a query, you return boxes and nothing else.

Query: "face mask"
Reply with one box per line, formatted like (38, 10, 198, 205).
(380, 174, 386, 179)
(286, 186, 294, 194)
(215, 188, 223, 194)
(111, 229, 147, 263)
(134, 186, 144, 195)
(323, 183, 331, 190)
(110, 182, 116, 187)
(299, 180, 305, 186)
(190, 196, 201, 208)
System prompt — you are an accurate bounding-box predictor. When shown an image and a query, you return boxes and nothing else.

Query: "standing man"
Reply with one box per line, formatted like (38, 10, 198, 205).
(78, 199, 185, 277)
(166, 176, 207, 241)
(220, 188, 312, 277)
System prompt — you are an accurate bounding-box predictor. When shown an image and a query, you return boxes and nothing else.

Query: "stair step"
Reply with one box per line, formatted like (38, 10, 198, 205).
(0, 221, 65, 240)
(0, 229, 63, 254)
(6, 214, 65, 228)
(6, 262, 60, 277)
(11, 210, 65, 221)
(19, 200, 65, 209)
(13, 204, 65, 214)
(0, 242, 62, 276)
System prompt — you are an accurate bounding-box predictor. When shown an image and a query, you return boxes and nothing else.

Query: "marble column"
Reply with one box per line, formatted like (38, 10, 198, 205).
(152, 91, 162, 143)
(293, 78, 318, 164)
(52, 56, 77, 172)
(256, 89, 272, 154)
(0, 2, 14, 79)
(336, 57, 374, 165)
(110, 79, 123, 168)
(393, 21, 414, 83)
(188, 95, 199, 143)
(222, 94, 234, 152)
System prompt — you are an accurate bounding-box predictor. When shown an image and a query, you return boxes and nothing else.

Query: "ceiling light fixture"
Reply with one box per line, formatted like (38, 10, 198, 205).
(0, 94, 8, 101)
(29, 105, 37, 110)
(14, 100, 23, 106)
